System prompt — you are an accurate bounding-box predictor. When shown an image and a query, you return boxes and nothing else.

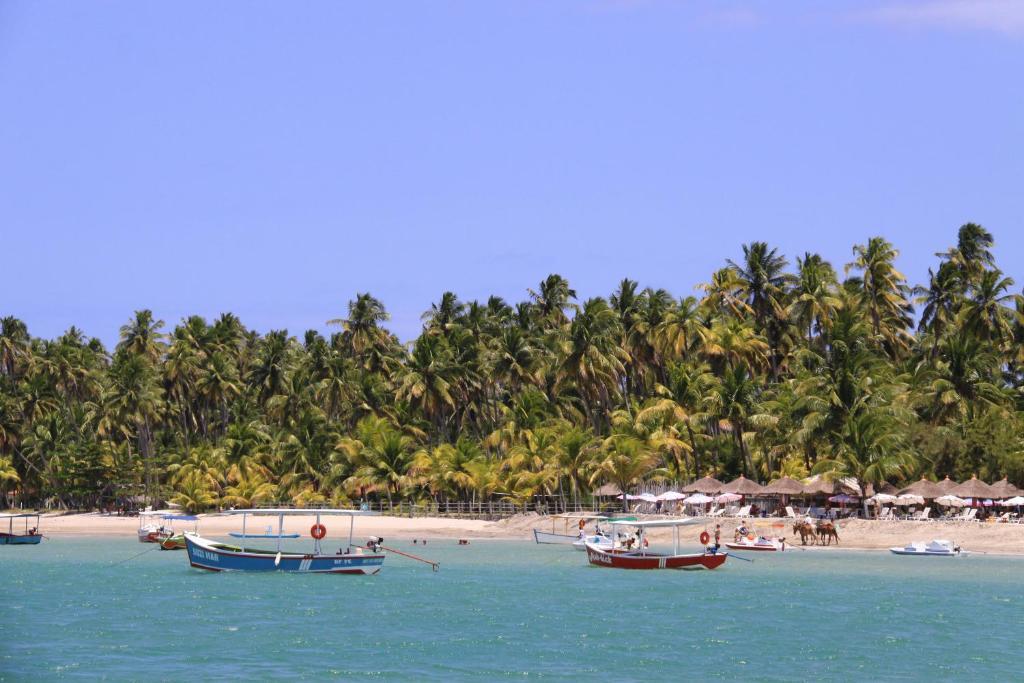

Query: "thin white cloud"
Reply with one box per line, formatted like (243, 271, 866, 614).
(863, 0, 1024, 36)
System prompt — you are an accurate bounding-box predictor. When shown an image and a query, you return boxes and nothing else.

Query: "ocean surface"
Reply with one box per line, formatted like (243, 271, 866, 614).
(1, 537, 1020, 680)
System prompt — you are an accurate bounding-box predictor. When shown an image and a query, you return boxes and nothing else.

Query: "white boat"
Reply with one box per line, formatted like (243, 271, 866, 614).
(724, 536, 786, 552)
(137, 511, 174, 543)
(571, 533, 617, 552)
(533, 513, 610, 545)
(889, 539, 968, 556)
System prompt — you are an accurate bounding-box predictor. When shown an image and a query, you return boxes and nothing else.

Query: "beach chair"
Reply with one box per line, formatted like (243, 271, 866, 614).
(961, 508, 977, 523)
(876, 507, 893, 521)
(910, 507, 930, 522)
(707, 506, 726, 518)
(784, 506, 798, 519)
(736, 505, 752, 518)
(995, 512, 1011, 523)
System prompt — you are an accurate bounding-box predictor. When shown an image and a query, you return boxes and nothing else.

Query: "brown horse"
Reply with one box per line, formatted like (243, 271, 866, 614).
(792, 521, 816, 545)
(816, 520, 840, 546)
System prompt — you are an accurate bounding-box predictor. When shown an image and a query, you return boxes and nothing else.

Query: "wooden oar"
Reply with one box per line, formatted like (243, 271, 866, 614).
(379, 544, 439, 571)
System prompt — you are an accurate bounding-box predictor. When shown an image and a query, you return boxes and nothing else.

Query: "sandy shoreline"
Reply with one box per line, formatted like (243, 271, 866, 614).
(14, 511, 1024, 556)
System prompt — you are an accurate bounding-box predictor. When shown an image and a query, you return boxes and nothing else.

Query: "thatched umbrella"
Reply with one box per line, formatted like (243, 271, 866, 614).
(802, 477, 836, 496)
(949, 475, 998, 500)
(681, 476, 724, 494)
(935, 476, 959, 495)
(990, 478, 1022, 498)
(722, 474, 765, 496)
(593, 483, 622, 497)
(864, 482, 899, 497)
(762, 476, 805, 496)
(898, 477, 944, 499)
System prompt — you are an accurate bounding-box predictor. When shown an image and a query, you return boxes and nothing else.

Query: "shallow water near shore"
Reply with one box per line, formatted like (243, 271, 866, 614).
(1, 538, 1020, 680)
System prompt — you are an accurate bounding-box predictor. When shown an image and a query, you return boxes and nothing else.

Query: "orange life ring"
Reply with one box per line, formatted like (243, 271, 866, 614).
(310, 523, 327, 540)
(578, 519, 586, 530)
(699, 531, 710, 545)
(747, 533, 755, 541)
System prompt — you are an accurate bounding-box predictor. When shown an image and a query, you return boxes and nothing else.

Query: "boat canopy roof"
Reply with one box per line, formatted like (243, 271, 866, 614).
(552, 512, 608, 520)
(161, 514, 199, 521)
(220, 508, 379, 516)
(607, 517, 700, 528)
(0, 513, 40, 519)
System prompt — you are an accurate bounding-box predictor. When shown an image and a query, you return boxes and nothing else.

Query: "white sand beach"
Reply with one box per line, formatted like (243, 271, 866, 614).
(18, 511, 1024, 555)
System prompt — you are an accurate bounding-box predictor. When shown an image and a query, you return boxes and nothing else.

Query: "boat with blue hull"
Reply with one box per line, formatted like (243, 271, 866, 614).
(0, 513, 43, 545)
(185, 508, 384, 574)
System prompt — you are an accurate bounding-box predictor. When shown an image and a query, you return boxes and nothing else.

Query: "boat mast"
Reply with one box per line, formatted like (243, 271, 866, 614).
(241, 513, 247, 552)
(348, 514, 355, 550)
(314, 512, 322, 555)
(277, 513, 284, 553)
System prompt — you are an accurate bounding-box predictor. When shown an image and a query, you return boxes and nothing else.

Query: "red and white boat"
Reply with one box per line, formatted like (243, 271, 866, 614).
(584, 518, 727, 571)
(724, 535, 786, 552)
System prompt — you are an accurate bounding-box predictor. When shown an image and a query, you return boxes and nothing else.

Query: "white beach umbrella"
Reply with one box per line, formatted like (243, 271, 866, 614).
(715, 492, 742, 503)
(656, 491, 687, 502)
(895, 494, 925, 506)
(1000, 496, 1024, 506)
(867, 493, 897, 504)
(935, 495, 967, 507)
(684, 493, 714, 504)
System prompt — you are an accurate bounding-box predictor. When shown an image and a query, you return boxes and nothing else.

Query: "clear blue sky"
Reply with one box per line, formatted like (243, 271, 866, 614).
(3, 1, 1023, 346)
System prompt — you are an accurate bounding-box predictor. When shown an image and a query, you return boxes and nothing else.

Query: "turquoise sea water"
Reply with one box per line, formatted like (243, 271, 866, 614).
(1, 538, 1021, 680)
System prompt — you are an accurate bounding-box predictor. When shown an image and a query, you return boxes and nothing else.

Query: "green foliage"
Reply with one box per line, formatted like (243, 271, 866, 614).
(2, 225, 1023, 511)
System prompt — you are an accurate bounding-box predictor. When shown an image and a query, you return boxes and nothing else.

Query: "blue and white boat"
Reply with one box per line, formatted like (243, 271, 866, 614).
(185, 508, 385, 574)
(0, 513, 43, 545)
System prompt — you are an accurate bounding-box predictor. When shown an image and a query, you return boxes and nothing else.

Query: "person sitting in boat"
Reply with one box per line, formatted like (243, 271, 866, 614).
(736, 524, 749, 540)
(28, 527, 37, 536)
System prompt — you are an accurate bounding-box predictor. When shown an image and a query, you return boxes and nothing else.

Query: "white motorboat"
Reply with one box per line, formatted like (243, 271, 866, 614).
(724, 535, 786, 552)
(889, 539, 968, 556)
(571, 533, 617, 552)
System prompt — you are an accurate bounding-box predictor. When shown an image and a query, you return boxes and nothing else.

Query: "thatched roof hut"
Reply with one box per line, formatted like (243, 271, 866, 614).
(681, 476, 724, 494)
(990, 478, 1022, 498)
(935, 476, 959, 494)
(864, 482, 899, 497)
(593, 483, 623, 497)
(802, 477, 836, 496)
(722, 474, 765, 495)
(762, 476, 805, 496)
(898, 477, 944, 499)
(950, 475, 998, 499)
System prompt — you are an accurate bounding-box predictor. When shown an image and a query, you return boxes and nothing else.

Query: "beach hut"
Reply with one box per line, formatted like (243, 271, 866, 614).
(989, 478, 1022, 498)
(949, 475, 998, 500)
(763, 477, 805, 496)
(593, 483, 623, 497)
(681, 476, 724, 494)
(802, 477, 835, 496)
(898, 477, 944, 499)
(722, 475, 765, 496)
(935, 476, 959, 495)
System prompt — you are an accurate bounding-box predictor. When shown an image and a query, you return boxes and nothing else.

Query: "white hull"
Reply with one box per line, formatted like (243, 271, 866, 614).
(889, 548, 966, 556)
(890, 540, 966, 556)
(533, 529, 579, 545)
(572, 534, 616, 552)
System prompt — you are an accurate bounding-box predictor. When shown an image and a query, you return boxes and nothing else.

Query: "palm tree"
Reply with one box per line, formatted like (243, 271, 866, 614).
(846, 237, 913, 357)
(117, 310, 166, 363)
(557, 298, 627, 430)
(791, 253, 840, 344)
(528, 274, 576, 328)
(960, 269, 1017, 344)
(812, 408, 915, 511)
(592, 434, 662, 511)
(328, 293, 392, 361)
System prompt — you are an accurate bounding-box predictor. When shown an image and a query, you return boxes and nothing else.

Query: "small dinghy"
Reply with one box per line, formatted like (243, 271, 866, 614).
(889, 539, 968, 557)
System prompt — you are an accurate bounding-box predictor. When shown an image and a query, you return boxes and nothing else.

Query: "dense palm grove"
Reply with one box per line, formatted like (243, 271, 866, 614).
(2, 225, 1023, 512)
